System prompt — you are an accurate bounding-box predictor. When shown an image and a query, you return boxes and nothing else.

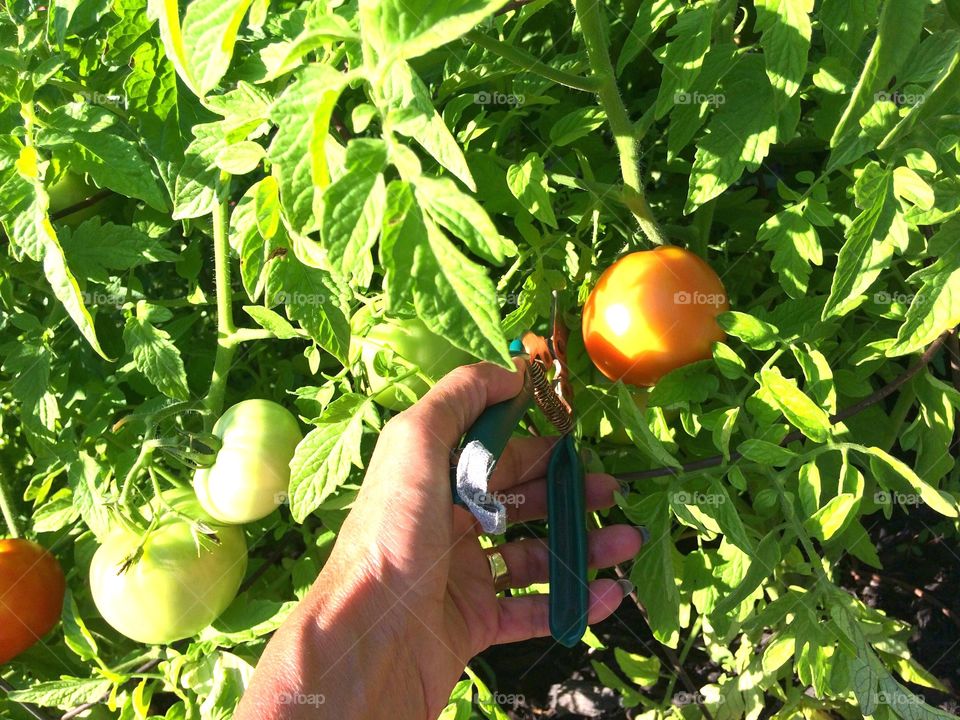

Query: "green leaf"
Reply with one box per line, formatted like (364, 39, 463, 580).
(686, 59, 778, 211)
(830, 0, 926, 145)
(172, 123, 224, 220)
(712, 341, 747, 379)
(7, 679, 113, 710)
(804, 493, 858, 541)
(261, 15, 358, 81)
(243, 306, 300, 339)
(415, 175, 517, 264)
(381, 181, 511, 365)
(549, 107, 607, 147)
(654, 4, 715, 119)
(62, 217, 177, 281)
(268, 65, 349, 231)
(754, 0, 813, 99)
(123, 316, 190, 400)
(359, 0, 508, 60)
(862, 445, 958, 517)
(288, 395, 370, 522)
(35, 104, 166, 211)
(623, 492, 680, 647)
(618, 0, 680, 74)
(618, 383, 681, 468)
(737, 439, 795, 466)
(717, 312, 781, 351)
(888, 222, 960, 356)
(614, 648, 661, 687)
(506, 153, 557, 227)
(759, 367, 832, 442)
(180, 0, 255, 96)
(713, 530, 781, 617)
(822, 163, 898, 319)
(759, 204, 822, 298)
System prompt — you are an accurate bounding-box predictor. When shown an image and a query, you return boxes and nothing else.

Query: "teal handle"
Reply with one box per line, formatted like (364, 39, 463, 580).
(547, 433, 588, 647)
(451, 362, 532, 506)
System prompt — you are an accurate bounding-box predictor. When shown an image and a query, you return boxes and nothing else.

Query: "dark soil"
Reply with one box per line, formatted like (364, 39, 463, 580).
(478, 508, 960, 718)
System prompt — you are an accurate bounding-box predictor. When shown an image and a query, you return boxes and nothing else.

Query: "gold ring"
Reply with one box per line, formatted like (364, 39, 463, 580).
(486, 550, 511, 592)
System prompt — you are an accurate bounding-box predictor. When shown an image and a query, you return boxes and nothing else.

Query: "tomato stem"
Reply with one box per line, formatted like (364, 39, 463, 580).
(204, 173, 238, 428)
(0, 472, 21, 538)
(573, 0, 666, 247)
(118, 441, 157, 509)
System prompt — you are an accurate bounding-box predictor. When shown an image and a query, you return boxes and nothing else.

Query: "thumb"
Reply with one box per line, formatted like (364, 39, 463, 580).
(398, 359, 527, 460)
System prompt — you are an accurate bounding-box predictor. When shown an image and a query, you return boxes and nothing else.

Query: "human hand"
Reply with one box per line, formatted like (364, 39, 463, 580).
(238, 361, 644, 720)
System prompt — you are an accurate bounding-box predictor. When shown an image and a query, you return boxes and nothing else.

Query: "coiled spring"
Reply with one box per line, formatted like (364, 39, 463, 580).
(529, 359, 573, 434)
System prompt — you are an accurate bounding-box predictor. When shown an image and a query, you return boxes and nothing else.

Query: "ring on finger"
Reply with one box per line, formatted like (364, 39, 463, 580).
(486, 549, 511, 592)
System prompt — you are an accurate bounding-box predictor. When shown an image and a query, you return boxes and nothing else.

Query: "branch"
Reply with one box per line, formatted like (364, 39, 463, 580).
(465, 30, 599, 92)
(619, 329, 953, 482)
(573, 0, 666, 246)
(49, 190, 112, 222)
(0, 678, 55, 720)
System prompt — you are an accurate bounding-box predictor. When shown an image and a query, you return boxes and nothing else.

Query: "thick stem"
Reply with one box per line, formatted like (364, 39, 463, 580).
(204, 175, 238, 428)
(466, 30, 599, 92)
(118, 442, 156, 508)
(574, 0, 666, 246)
(0, 472, 21, 538)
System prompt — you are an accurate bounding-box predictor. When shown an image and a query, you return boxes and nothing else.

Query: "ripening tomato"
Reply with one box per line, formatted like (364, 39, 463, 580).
(193, 399, 303, 524)
(582, 247, 728, 386)
(89, 489, 247, 644)
(0, 539, 66, 664)
(351, 305, 477, 411)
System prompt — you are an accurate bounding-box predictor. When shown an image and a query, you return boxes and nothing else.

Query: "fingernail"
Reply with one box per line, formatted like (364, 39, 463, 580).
(635, 526, 650, 544)
(617, 579, 634, 598)
(616, 479, 631, 497)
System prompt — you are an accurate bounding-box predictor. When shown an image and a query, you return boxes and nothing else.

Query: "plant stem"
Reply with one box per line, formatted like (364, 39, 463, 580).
(574, 0, 666, 246)
(204, 174, 238, 428)
(118, 441, 156, 508)
(465, 30, 599, 92)
(0, 472, 21, 538)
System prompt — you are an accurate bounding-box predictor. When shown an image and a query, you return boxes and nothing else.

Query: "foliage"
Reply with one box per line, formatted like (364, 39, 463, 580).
(1, 0, 959, 717)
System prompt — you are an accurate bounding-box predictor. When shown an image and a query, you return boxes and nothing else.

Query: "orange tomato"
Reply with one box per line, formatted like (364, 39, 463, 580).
(0, 539, 66, 663)
(582, 247, 728, 386)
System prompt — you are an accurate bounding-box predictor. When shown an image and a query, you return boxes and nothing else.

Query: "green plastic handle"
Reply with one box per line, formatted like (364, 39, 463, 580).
(450, 365, 533, 506)
(547, 433, 588, 647)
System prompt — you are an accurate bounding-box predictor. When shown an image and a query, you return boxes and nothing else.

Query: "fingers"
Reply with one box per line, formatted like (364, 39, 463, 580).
(492, 525, 643, 589)
(505, 472, 621, 523)
(393, 359, 526, 460)
(493, 579, 629, 646)
(488, 436, 558, 491)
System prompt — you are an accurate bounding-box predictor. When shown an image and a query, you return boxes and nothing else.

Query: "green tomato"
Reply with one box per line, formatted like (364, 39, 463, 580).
(89, 489, 247, 644)
(47, 172, 101, 226)
(193, 399, 303, 524)
(351, 306, 477, 411)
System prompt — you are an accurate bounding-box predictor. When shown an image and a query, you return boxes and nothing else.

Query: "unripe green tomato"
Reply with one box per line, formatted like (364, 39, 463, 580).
(193, 399, 303, 524)
(89, 489, 247, 644)
(47, 172, 101, 226)
(351, 306, 477, 411)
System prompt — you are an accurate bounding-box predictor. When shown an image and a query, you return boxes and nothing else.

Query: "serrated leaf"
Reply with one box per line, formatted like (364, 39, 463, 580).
(181, 0, 255, 96)
(760, 205, 822, 298)
(754, 0, 813, 99)
(653, 4, 715, 119)
(124, 316, 190, 400)
(760, 367, 831, 442)
(243, 306, 299, 339)
(506, 153, 556, 227)
(717, 312, 781, 351)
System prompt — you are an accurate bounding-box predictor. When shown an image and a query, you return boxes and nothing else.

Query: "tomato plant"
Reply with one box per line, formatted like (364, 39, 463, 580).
(352, 305, 478, 410)
(89, 490, 247, 645)
(582, 247, 729, 386)
(193, 399, 303, 524)
(0, 539, 65, 664)
(2, 0, 960, 717)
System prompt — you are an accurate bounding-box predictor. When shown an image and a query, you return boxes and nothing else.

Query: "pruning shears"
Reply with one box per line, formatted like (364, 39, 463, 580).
(451, 292, 588, 647)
